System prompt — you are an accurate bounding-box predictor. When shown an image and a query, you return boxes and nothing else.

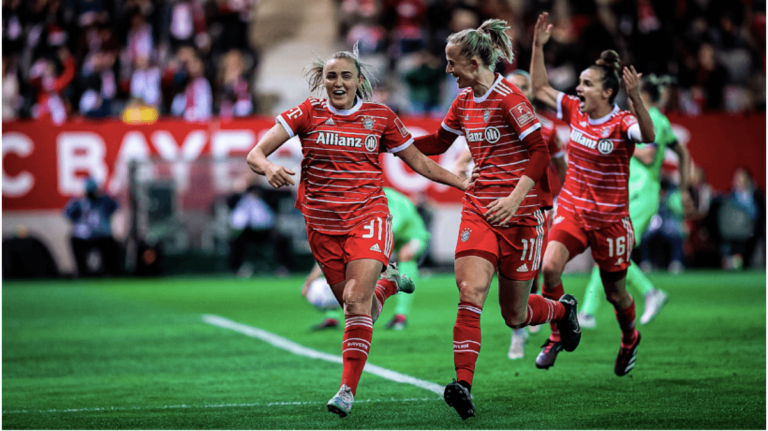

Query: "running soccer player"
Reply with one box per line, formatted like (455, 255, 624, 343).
(452, 69, 567, 360)
(530, 12, 656, 376)
(247, 44, 469, 418)
(413, 19, 581, 420)
(302, 187, 430, 331)
(577, 74, 692, 329)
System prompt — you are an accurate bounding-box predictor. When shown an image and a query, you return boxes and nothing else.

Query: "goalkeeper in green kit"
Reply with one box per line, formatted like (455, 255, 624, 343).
(303, 187, 430, 330)
(577, 75, 693, 328)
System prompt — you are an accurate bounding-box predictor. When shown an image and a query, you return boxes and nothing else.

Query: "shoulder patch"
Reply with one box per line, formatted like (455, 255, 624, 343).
(622, 114, 638, 128)
(394, 118, 409, 138)
(509, 102, 536, 127)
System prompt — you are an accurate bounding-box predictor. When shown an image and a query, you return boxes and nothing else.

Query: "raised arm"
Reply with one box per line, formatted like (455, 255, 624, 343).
(623, 66, 655, 143)
(246, 123, 296, 188)
(530, 12, 559, 110)
(395, 144, 469, 191)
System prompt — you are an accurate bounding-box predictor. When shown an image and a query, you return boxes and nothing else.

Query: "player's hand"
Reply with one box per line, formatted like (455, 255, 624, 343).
(264, 163, 295, 188)
(486, 196, 522, 226)
(534, 13, 553, 47)
(460, 177, 471, 191)
(470, 165, 481, 182)
(623, 66, 643, 101)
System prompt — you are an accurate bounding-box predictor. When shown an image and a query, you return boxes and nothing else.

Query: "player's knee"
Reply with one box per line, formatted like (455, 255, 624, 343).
(456, 280, 485, 304)
(541, 261, 562, 286)
(502, 308, 527, 328)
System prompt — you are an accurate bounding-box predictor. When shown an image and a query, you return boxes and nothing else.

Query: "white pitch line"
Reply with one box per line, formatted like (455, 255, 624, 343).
(3, 397, 442, 415)
(201, 314, 445, 395)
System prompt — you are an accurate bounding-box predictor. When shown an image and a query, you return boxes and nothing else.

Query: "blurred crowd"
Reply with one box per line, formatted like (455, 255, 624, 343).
(2, 0, 257, 124)
(2, 0, 765, 124)
(339, 0, 766, 116)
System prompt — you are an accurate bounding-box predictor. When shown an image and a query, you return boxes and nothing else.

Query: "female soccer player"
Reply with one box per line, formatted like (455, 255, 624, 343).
(577, 74, 692, 329)
(247, 44, 469, 418)
(529, 12, 656, 376)
(413, 19, 581, 420)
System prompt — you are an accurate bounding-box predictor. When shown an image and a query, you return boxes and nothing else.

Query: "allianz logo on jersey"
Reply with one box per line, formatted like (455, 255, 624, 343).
(316, 131, 378, 152)
(570, 129, 614, 154)
(466, 126, 501, 144)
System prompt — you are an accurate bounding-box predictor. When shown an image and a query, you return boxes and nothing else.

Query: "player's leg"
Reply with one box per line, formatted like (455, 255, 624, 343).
(444, 254, 494, 420)
(386, 258, 419, 329)
(591, 217, 641, 376)
(536, 217, 588, 370)
(577, 266, 602, 328)
(628, 190, 669, 324)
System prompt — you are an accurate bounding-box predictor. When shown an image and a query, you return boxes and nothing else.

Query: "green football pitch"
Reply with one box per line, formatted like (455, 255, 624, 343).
(3, 270, 765, 429)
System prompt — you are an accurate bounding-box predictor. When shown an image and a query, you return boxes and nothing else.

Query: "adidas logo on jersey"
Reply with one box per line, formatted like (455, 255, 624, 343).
(325, 118, 335, 126)
(517, 263, 529, 272)
(316, 131, 362, 148)
(370, 244, 381, 253)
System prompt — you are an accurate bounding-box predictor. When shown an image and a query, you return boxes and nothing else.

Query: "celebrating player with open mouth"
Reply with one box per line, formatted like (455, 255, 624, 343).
(529, 12, 656, 376)
(247, 44, 469, 418)
(413, 19, 581, 420)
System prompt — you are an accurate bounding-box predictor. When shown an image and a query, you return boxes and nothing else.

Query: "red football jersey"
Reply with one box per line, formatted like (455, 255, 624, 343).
(277, 97, 413, 234)
(556, 93, 641, 229)
(538, 114, 565, 198)
(442, 74, 552, 227)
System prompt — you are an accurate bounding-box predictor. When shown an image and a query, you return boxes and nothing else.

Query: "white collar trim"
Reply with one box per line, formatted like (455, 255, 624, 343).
(588, 104, 619, 125)
(473, 74, 503, 104)
(327, 97, 363, 116)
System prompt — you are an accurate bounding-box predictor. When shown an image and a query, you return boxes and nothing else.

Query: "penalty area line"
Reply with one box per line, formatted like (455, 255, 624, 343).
(201, 314, 445, 395)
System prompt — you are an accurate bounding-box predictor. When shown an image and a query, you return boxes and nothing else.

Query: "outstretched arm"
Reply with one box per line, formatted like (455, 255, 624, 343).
(530, 12, 559, 110)
(246, 124, 296, 188)
(396, 144, 470, 191)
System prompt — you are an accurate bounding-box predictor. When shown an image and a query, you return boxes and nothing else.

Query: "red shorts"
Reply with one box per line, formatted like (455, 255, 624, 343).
(548, 211, 634, 272)
(307, 215, 393, 285)
(455, 209, 548, 281)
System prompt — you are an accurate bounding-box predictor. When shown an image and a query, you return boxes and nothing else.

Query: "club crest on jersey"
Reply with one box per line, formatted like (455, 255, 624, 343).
(483, 109, 491, 122)
(364, 135, 378, 152)
(597, 139, 614, 155)
(362, 117, 375, 130)
(601, 127, 612, 138)
(460, 228, 472, 242)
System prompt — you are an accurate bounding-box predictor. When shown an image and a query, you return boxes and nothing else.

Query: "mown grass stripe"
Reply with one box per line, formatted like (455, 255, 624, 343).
(202, 314, 445, 395)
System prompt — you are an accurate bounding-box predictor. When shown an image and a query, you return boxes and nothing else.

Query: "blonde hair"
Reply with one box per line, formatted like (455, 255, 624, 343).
(305, 42, 376, 101)
(446, 19, 514, 68)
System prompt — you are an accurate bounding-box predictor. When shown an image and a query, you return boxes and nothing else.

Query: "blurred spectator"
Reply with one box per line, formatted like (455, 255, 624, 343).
(3, 54, 23, 121)
(29, 46, 76, 124)
(211, 0, 257, 53)
(382, 0, 428, 57)
(684, 165, 719, 267)
(717, 168, 766, 270)
(129, 54, 162, 107)
(402, 50, 443, 116)
(79, 49, 117, 118)
(125, 7, 154, 65)
(63, 177, 121, 277)
(228, 184, 293, 277)
(170, 52, 212, 121)
(218, 49, 253, 119)
(640, 179, 687, 274)
(168, 0, 209, 53)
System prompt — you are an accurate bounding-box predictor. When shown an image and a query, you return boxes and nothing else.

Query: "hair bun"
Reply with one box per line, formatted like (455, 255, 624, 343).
(595, 50, 621, 72)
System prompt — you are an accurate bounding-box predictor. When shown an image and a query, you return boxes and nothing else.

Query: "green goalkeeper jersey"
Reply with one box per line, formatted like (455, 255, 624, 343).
(383, 187, 430, 253)
(629, 107, 678, 192)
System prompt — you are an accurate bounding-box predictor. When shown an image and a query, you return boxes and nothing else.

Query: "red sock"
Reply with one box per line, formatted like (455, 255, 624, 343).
(525, 294, 565, 326)
(341, 314, 373, 395)
(453, 301, 482, 386)
(614, 300, 638, 346)
(374, 279, 397, 306)
(541, 281, 565, 341)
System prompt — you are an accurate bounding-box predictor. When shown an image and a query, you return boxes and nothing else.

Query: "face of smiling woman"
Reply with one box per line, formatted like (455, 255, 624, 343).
(445, 43, 476, 90)
(324, 58, 363, 110)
